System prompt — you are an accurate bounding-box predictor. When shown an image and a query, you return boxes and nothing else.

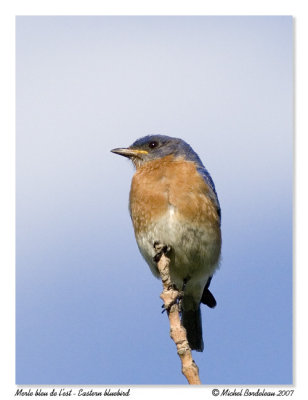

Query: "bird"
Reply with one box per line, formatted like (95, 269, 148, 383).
(111, 135, 221, 351)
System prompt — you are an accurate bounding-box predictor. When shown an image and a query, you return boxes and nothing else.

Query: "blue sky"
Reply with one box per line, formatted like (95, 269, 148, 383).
(16, 16, 293, 385)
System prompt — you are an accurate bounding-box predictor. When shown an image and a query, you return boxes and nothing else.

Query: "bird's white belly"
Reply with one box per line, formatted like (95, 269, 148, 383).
(135, 206, 220, 288)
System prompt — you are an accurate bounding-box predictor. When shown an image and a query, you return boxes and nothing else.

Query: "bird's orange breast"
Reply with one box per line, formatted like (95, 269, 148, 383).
(129, 155, 220, 235)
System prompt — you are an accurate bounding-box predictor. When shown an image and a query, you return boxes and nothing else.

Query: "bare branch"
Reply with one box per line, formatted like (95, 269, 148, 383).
(156, 252, 201, 385)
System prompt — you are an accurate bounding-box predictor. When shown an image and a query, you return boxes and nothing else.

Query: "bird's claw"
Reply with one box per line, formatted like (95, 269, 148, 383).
(153, 241, 171, 262)
(161, 290, 184, 314)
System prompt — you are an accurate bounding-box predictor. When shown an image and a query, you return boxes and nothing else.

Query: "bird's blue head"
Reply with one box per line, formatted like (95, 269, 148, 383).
(111, 134, 204, 168)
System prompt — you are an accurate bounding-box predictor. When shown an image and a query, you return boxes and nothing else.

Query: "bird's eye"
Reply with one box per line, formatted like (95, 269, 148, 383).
(148, 141, 159, 149)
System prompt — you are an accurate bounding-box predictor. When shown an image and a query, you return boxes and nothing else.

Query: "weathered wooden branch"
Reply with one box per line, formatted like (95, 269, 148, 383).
(156, 251, 201, 385)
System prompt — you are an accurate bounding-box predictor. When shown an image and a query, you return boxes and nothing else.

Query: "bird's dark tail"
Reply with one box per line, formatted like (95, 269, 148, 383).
(181, 299, 204, 352)
(201, 276, 217, 308)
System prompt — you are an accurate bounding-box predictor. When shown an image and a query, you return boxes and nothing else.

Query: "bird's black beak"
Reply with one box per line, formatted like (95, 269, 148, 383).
(111, 148, 148, 158)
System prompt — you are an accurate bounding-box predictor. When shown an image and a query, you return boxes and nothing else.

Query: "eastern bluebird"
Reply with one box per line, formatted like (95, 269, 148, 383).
(111, 135, 221, 352)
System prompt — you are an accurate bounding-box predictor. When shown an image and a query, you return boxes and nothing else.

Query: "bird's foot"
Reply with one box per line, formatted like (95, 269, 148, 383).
(153, 241, 171, 263)
(161, 289, 184, 314)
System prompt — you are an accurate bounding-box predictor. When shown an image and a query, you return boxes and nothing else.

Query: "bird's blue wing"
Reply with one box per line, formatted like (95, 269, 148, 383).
(197, 165, 221, 222)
